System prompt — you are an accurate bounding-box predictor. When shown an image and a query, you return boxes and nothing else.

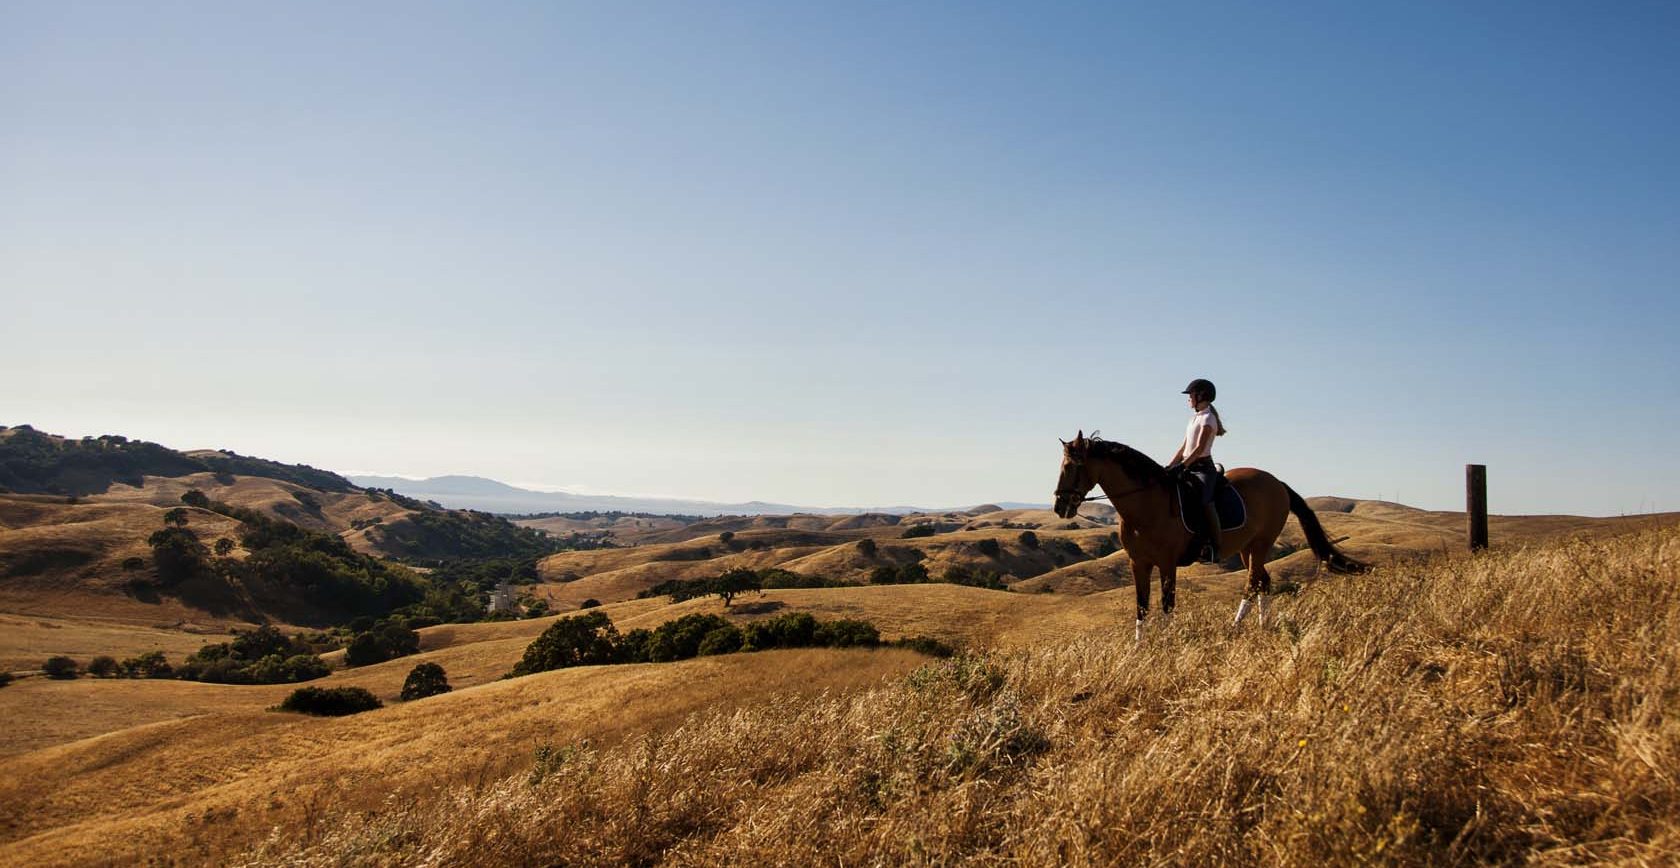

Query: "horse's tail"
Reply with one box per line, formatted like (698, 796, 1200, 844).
(1285, 485, 1370, 575)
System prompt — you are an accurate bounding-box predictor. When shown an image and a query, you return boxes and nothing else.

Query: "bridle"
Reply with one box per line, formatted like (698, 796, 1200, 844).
(1056, 442, 1159, 510)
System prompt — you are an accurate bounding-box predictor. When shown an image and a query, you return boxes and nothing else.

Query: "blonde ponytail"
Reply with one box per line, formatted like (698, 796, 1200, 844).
(1209, 404, 1228, 436)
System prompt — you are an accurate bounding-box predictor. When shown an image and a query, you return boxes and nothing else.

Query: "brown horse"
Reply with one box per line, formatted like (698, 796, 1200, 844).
(1053, 431, 1367, 638)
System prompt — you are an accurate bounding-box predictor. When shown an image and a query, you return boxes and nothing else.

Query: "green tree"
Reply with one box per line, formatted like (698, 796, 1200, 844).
(856, 538, 878, 558)
(180, 489, 210, 509)
(1018, 530, 1040, 549)
(711, 568, 763, 607)
(87, 655, 120, 677)
(401, 662, 452, 700)
(508, 611, 620, 677)
(163, 507, 190, 527)
(213, 537, 236, 556)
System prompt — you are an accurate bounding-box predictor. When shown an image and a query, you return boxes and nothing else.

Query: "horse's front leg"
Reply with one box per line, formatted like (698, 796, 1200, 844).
(1131, 557, 1153, 641)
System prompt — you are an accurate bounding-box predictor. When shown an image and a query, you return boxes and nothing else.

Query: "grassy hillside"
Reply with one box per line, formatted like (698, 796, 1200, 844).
(218, 522, 1679, 866)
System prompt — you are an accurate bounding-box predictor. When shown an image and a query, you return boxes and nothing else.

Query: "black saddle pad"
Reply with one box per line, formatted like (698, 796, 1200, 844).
(1175, 479, 1247, 536)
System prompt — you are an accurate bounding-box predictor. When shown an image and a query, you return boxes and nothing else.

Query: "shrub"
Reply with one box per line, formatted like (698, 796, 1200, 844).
(0, 671, 11, 688)
(742, 612, 818, 651)
(87, 655, 120, 677)
(698, 625, 745, 656)
(523, 598, 550, 618)
(401, 662, 451, 700)
(43, 656, 79, 679)
(580, 598, 601, 609)
(279, 686, 383, 717)
(120, 556, 147, 571)
(857, 538, 878, 558)
(814, 618, 880, 648)
(121, 650, 173, 678)
(895, 635, 957, 658)
(977, 538, 1002, 557)
(214, 537, 236, 556)
(180, 489, 210, 509)
(1018, 530, 1039, 549)
(645, 614, 734, 662)
(163, 507, 191, 527)
(901, 523, 936, 539)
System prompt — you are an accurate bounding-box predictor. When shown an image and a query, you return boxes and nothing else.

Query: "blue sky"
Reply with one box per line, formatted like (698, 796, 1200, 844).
(4, 2, 1676, 514)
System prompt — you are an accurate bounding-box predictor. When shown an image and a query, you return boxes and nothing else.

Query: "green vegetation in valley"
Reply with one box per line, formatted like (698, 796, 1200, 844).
(176, 625, 331, 685)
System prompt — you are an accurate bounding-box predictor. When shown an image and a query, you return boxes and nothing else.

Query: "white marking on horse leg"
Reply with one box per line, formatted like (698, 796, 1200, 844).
(1233, 597, 1254, 626)
(1257, 594, 1270, 626)
(1135, 617, 1145, 642)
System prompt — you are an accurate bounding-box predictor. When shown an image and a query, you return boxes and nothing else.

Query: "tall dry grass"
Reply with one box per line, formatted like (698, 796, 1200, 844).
(239, 525, 1680, 866)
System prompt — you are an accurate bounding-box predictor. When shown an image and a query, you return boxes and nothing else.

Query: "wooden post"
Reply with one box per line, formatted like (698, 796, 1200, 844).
(1466, 464, 1488, 551)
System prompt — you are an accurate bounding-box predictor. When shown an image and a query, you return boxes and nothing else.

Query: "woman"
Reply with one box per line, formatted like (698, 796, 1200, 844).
(1165, 378, 1228, 561)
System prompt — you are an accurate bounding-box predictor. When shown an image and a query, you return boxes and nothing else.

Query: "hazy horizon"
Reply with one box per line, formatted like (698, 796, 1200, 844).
(7, 3, 1678, 517)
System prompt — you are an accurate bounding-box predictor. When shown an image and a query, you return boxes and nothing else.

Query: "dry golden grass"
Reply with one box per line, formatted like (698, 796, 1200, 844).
(231, 522, 1680, 866)
(0, 647, 928, 867)
(0, 612, 223, 674)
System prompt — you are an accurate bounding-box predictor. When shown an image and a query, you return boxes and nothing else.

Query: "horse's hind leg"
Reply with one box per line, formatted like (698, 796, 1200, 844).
(1160, 565, 1178, 624)
(1234, 545, 1273, 627)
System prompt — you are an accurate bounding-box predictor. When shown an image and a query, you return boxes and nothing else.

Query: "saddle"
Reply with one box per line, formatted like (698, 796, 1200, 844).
(1171, 467, 1247, 566)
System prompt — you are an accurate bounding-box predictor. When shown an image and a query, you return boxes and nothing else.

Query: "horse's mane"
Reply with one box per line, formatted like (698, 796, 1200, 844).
(1086, 437, 1168, 483)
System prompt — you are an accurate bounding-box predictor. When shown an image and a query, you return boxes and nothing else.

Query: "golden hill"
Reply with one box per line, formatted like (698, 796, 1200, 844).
(531, 497, 1671, 610)
(217, 522, 1680, 865)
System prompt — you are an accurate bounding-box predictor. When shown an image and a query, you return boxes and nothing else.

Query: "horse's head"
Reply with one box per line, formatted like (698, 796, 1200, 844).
(1053, 430, 1096, 518)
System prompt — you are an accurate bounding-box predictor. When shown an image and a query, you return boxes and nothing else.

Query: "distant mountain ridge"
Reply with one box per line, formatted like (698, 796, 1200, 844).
(349, 474, 1045, 517)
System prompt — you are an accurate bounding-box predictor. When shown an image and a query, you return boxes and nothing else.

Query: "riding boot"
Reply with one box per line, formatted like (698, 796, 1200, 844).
(1201, 502, 1222, 562)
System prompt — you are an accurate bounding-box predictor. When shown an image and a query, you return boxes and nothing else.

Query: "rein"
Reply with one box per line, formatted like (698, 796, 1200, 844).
(1058, 448, 1161, 508)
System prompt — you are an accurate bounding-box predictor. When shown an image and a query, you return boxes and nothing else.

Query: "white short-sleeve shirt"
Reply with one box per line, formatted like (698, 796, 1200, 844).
(1182, 407, 1217, 463)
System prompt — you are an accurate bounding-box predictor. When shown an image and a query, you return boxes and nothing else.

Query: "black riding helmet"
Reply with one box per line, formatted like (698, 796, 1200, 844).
(1182, 378, 1216, 401)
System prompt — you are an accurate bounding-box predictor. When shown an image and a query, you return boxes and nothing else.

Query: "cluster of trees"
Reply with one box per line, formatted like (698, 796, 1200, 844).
(507, 610, 902, 677)
(640, 568, 856, 606)
(152, 492, 434, 623)
(0, 426, 354, 496)
(177, 625, 330, 685)
(40, 650, 175, 680)
(373, 510, 565, 561)
(867, 562, 1009, 590)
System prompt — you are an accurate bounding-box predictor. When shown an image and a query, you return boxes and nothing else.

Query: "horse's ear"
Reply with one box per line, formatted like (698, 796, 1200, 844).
(1076, 429, 1084, 441)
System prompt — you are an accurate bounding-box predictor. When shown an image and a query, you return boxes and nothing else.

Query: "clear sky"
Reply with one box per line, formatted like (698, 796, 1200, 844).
(4, 2, 1677, 515)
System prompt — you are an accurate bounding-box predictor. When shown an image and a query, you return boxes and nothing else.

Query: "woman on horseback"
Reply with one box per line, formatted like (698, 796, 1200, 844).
(1165, 378, 1227, 560)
